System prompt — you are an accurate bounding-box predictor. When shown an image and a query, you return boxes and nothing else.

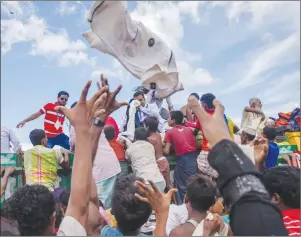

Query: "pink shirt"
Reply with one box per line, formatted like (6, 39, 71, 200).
(92, 133, 121, 182)
(69, 127, 120, 182)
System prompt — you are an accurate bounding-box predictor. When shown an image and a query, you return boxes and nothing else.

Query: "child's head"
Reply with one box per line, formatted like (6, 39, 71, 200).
(263, 126, 277, 141)
(168, 111, 184, 126)
(111, 174, 152, 234)
(145, 116, 159, 133)
(134, 127, 148, 141)
(29, 129, 48, 147)
(104, 126, 116, 141)
(184, 175, 217, 215)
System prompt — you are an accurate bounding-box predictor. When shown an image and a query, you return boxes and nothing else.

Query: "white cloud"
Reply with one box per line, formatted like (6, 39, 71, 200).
(1, 1, 36, 18)
(262, 71, 300, 105)
(1, 3, 94, 67)
(56, 1, 77, 16)
(223, 32, 300, 93)
(177, 61, 215, 87)
(211, 1, 300, 30)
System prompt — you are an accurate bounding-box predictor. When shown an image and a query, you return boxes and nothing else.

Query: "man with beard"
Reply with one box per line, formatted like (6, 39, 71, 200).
(17, 91, 70, 149)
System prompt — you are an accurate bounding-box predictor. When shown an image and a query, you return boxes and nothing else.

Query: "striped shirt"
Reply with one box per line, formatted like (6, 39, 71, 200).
(282, 209, 300, 236)
(39, 102, 65, 138)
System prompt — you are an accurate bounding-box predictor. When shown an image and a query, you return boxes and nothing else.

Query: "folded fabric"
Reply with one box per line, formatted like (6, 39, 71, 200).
(83, 1, 183, 99)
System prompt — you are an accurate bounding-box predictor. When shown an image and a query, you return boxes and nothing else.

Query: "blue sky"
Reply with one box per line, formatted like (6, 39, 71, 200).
(1, 1, 300, 147)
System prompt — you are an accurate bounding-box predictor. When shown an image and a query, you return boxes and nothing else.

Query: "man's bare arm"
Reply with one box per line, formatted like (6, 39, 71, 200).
(163, 142, 171, 156)
(244, 107, 265, 118)
(17, 111, 42, 128)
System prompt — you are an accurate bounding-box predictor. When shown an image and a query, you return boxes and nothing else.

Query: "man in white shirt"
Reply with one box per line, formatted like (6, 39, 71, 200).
(241, 97, 265, 135)
(126, 127, 166, 192)
(1, 126, 22, 154)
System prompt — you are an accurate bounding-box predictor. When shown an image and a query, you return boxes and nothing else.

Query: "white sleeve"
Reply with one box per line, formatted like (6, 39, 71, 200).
(166, 96, 173, 107)
(57, 216, 87, 236)
(9, 129, 22, 152)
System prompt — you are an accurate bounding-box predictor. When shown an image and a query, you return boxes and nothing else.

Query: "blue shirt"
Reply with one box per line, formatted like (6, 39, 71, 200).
(265, 142, 280, 169)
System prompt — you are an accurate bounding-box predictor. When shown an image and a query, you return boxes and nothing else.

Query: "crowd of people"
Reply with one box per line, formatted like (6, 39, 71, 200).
(1, 74, 300, 236)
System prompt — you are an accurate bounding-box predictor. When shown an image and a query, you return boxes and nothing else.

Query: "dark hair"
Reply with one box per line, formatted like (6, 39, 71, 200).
(190, 93, 200, 100)
(200, 93, 216, 109)
(145, 116, 159, 132)
(104, 126, 116, 141)
(70, 102, 77, 109)
(246, 133, 256, 141)
(4, 185, 55, 236)
(29, 129, 46, 146)
(133, 91, 144, 98)
(58, 91, 69, 98)
(55, 203, 63, 229)
(263, 126, 277, 141)
(262, 166, 300, 209)
(134, 127, 148, 141)
(111, 174, 152, 234)
(170, 111, 184, 125)
(186, 175, 217, 213)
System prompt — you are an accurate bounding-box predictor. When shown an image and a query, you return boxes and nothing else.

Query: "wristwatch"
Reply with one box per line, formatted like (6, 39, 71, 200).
(93, 118, 105, 127)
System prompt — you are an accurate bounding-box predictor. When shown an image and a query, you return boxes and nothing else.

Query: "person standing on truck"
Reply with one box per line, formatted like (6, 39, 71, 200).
(16, 91, 70, 150)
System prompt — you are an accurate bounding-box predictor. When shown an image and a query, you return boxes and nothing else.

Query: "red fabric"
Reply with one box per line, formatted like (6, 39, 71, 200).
(39, 102, 65, 138)
(195, 110, 214, 151)
(164, 125, 196, 156)
(55, 228, 59, 233)
(105, 117, 119, 140)
(282, 209, 300, 236)
(185, 121, 197, 128)
(109, 140, 125, 161)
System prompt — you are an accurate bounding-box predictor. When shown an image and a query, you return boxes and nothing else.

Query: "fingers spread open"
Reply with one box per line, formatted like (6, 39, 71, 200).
(79, 80, 92, 102)
(91, 92, 107, 114)
(89, 86, 108, 106)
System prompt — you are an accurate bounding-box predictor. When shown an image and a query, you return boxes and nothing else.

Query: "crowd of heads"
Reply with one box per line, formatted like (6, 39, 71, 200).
(1, 79, 300, 236)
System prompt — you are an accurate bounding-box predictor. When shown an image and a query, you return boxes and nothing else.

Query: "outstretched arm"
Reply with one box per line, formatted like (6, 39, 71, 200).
(16, 111, 42, 128)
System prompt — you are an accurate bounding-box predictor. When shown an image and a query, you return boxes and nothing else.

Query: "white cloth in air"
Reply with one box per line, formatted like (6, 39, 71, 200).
(83, 1, 183, 99)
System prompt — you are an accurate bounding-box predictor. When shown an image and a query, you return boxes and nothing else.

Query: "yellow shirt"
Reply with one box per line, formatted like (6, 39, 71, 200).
(24, 145, 64, 191)
(227, 117, 236, 140)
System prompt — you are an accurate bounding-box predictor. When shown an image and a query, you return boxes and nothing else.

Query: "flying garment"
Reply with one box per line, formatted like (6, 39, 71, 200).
(83, 1, 184, 99)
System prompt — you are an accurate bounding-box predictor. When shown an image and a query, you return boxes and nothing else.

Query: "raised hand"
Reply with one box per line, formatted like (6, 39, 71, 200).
(96, 74, 128, 121)
(134, 180, 177, 214)
(54, 80, 108, 130)
(190, 97, 231, 148)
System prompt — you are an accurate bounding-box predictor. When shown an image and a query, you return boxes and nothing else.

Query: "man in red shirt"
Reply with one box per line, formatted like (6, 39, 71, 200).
(262, 166, 300, 236)
(191, 93, 229, 182)
(163, 110, 198, 204)
(17, 91, 70, 150)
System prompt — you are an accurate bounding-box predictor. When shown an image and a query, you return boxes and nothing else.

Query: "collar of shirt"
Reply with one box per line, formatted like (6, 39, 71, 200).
(282, 209, 300, 220)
